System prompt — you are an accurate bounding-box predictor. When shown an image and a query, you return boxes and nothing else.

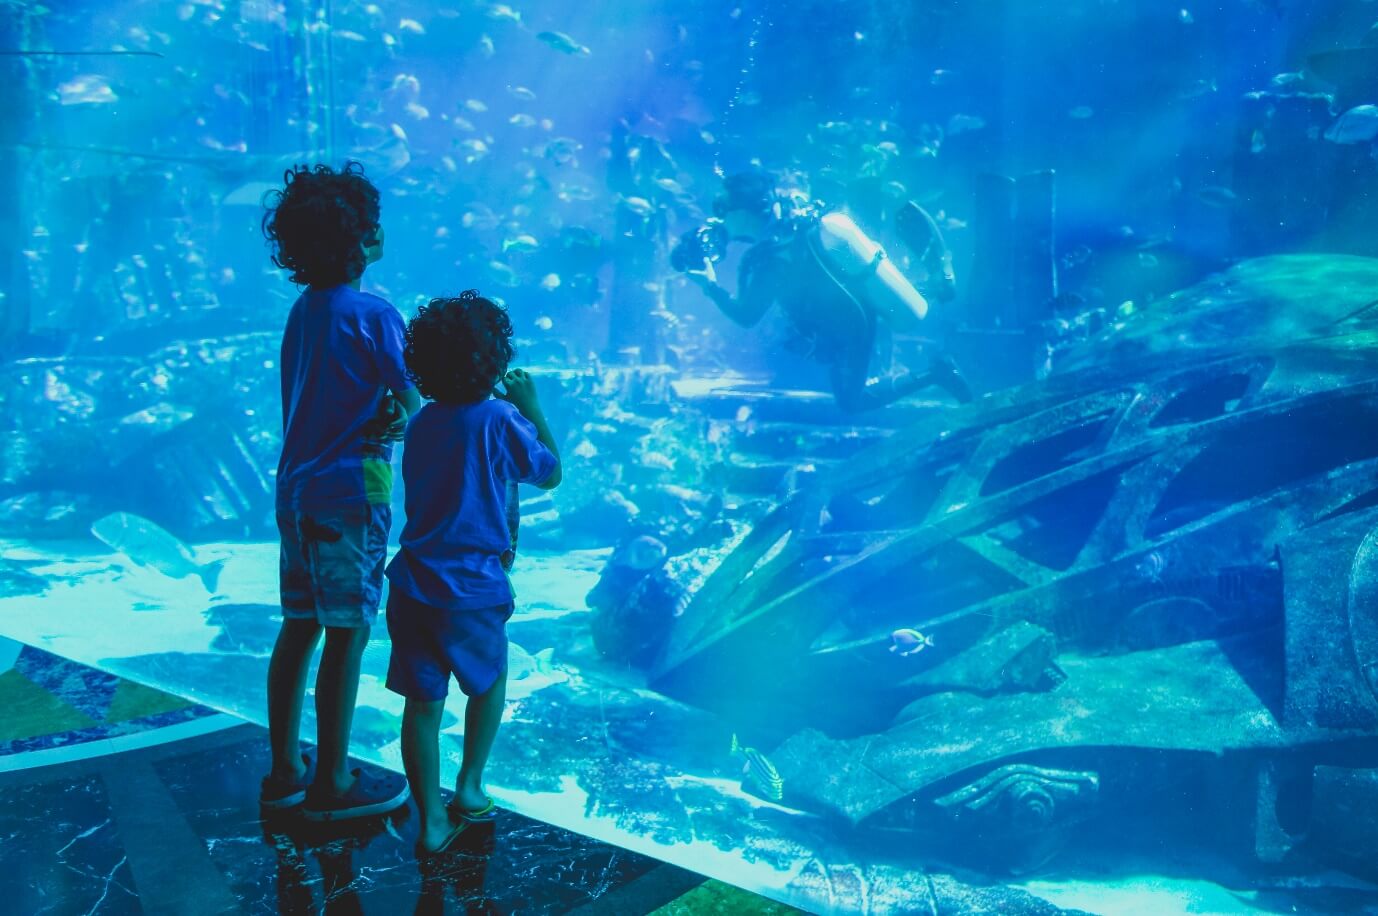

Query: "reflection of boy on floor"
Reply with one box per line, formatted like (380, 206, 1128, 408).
(384, 291, 562, 855)
(260, 162, 421, 818)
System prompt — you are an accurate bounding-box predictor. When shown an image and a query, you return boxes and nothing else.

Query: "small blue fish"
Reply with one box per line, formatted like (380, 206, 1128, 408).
(890, 628, 935, 657)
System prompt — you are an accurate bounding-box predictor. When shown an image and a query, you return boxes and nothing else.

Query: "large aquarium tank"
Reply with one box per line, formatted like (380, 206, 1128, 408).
(5, 1, 1378, 912)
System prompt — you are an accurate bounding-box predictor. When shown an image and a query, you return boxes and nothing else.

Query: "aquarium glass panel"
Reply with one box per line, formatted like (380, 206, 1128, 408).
(4, 1, 1378, 913)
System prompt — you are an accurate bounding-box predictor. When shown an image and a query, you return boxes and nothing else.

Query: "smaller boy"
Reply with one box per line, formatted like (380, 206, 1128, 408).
(384, 291, 562, 854)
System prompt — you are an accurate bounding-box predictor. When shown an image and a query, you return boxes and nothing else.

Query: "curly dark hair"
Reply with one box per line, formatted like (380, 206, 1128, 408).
(261, 161, 380, 288)
(404, 290, 515, 404)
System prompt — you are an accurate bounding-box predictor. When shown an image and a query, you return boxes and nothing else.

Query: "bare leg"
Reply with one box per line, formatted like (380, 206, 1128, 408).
(454, 673, 507, 811)
(314, 625, 369, 795)
(267, 618, 322, 781)
(403, 696, 462, 852)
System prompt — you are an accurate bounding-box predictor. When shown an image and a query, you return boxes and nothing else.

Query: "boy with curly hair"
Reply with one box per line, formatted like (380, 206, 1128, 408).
(384, 290, 562, 854)
(259, 162, 419, 820)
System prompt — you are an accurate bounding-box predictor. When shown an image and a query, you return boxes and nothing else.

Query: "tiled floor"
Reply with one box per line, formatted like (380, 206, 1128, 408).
(0, 643, 800, 915)
(0, 641, 240, 772)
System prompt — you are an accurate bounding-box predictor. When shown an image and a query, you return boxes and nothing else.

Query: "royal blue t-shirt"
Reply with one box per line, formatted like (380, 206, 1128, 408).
(386, 399, 558, 610)
(276, 285, 413, 511)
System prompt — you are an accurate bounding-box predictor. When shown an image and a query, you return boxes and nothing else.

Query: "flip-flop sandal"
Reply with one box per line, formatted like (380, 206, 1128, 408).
(417, 819, 469, 858)
(448, 796, 497, 823)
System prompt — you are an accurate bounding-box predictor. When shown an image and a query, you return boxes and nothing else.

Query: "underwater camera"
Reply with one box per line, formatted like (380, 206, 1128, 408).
(671, 218, 729, 273)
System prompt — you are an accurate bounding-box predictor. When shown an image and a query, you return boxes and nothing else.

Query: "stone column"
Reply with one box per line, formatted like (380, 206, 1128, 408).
(0, 8, 33, 350)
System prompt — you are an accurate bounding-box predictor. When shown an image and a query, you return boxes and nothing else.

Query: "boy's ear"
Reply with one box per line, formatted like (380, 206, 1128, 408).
(362, 231, 383, 264)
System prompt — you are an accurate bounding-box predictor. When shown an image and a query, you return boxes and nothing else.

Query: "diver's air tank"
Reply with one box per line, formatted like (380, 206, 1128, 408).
(810, 211, 930, 329)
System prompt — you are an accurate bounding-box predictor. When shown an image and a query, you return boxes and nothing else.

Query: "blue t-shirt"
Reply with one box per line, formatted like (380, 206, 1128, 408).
(386, 399, 558, 610)
(276, 285, 413, 511)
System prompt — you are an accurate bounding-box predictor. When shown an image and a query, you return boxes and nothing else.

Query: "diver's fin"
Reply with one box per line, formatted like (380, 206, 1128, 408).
(927, 353, 975, 404)
(200, 559, 227, 593)
(533, 648, 555, 672)
(729, 733, 741, 756)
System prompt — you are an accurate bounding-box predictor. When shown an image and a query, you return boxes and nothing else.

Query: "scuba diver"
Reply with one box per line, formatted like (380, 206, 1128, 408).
(678, 172, 972, 412)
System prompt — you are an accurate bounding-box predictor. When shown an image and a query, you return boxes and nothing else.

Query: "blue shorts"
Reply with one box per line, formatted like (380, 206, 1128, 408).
(385, 589, 513, 701)
(278, 505, 391, 629)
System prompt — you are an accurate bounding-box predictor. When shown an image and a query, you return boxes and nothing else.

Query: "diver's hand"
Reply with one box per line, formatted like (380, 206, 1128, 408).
(685, 259, 718, 287)
(495, 368, 543, 418)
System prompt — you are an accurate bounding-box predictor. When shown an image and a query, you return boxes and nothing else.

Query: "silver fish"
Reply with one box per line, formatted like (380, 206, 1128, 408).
(536, 30, 590, 56)
(91, 512, 225, 591)
(502, 233, 538, 253)
(1325, 105, 1378, 145)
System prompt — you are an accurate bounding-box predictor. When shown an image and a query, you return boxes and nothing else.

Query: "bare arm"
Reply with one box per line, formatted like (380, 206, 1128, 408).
(686, 256, 773, 328)
(521, 404, 562, 490)
(394, 386, 421, 418)
(497, 368, 562, 490)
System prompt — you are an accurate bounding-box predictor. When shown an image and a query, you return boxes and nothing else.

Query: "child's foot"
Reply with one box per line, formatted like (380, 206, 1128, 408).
(260, 751, 316, 809)
(447, 784, 498, 822)
(301, 765, 410, 822)
(416, 810, 468, 857)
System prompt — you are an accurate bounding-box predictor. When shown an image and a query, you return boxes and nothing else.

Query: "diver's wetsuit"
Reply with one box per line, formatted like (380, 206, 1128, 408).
(702, 220, 958, 412)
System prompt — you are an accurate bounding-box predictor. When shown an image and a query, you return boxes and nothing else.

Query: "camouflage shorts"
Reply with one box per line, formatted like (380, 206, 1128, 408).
(278, 505, 392, 628)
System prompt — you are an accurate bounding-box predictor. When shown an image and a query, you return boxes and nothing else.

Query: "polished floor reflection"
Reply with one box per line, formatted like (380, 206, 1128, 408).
(0, 646, 800, 915)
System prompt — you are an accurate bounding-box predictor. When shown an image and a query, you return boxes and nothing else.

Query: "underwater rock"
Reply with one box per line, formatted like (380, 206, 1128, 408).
(205, 603, 281, 655)
(594, 687, 722, 769)
(898, 621, 1064, 699)
(0, 490, 99, 538)
(1281, 506, 1378, 733)
(103, 650, 268, 711)
(0, 559, 48, 597)
(352, 704, 457, 750)
(628, 485, 733, 554)
(767, 727, 909, 824)
(768, 638, 1305, 834)
(586, 537, 685, 670)
(1059, 254, 1378, 371)
(784, 858, 1092, 915)
(110, 414, 274, 539)
(0, 334, 277, 538)
(1, 357, 144, 488)
(934, 764, 1099, 873)
(525, 489, 640, 550)
(1307, 765, 1378, 881)
(927, 874, 1095, 915)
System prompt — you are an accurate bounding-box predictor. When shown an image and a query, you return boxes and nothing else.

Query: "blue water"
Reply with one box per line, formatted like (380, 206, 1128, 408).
(5, 1, 1378, 914)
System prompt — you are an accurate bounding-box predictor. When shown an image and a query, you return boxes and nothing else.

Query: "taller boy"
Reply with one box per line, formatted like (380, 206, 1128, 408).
(260, 162, 419, 819)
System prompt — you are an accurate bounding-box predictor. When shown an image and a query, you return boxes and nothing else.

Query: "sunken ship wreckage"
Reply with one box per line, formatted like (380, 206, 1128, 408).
(622, 254, 1378, 877)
